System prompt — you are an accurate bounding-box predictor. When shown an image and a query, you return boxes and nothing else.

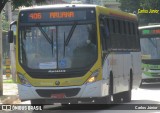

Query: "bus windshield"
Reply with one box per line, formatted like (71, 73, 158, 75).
(140, 37, 160, 60)
(19, 23, 98, 70)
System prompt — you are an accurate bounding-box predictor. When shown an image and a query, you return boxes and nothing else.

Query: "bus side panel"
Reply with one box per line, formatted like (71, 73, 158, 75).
(131, 52, 142, 88)
(112, 53, 132, 93)
(102, 54, 112, 96)
(122, 53, 132, 91)
(111, 53, 126, 94)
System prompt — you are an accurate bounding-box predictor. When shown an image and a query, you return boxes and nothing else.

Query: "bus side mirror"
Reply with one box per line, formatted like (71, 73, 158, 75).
(8, 21, 17, 43)
(8, 30, 14, 43)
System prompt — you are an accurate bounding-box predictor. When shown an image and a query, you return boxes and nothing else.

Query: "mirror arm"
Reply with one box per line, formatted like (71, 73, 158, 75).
(10, 21, 17, 30)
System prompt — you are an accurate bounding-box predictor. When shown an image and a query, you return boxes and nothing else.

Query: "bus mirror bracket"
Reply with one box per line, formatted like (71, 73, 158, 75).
(8, 31, 14, 43)
(100, 16, 109, 39)
(8, 21, 17, 43)
(10, 21, 17, 30)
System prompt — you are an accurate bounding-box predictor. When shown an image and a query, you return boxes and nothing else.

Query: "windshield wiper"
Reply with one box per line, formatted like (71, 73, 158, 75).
(63, 32, 66, 57)
(51, 29, 54, 56)
(149, 38, 158, 57)
(37, 23, 52, 44)
(21, 37, 27, 65)
(65, 23, 77, 46)
(149, 38, 157, 48)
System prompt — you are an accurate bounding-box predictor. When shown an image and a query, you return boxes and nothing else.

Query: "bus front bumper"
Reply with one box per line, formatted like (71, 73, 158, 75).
(142, 72, 160, 83)
(18, 80, 109, 103)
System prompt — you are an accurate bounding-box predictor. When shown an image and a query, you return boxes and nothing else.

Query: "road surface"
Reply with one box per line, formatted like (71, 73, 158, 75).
(1, 83, 160, 113)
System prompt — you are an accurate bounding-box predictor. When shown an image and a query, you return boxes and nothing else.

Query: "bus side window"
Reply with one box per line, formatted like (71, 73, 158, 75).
(100, 19, 107, 51)
(100, 17, 110, 51)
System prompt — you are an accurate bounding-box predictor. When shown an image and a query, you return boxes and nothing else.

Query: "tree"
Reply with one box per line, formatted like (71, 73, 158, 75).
(0, 0, 8, 12)
(0, 0, 57, 96)
(0, 0, 32, 12)
(139, 0, 160, 25)
(1, 11, 9, 31)
(119, 0, 160, 25)
(119, 0, 140, 13)
(0, 0, 56, 12)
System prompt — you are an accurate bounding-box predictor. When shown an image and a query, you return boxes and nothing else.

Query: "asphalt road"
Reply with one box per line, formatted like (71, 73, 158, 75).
(1, 83, 160, 113)
(41, 83, 160, 113)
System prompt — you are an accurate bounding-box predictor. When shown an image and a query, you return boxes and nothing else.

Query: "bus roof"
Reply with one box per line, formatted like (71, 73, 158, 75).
(139, 25, 160, 29)
(19, 4, 137, 21)
(96, 6, 137, 21)
(20, 4, 97, 11)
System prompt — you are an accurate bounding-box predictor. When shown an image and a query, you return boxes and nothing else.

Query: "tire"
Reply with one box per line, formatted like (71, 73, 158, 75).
(31, 99, 46, 105)
(108, 72, 113, 104)
(95, 96, 111, 104)
(113, 93, 122, 104)
(123, 90, 131, 103)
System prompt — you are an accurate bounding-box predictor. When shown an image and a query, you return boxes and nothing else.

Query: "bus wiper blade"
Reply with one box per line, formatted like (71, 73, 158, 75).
(51, 29, 54, 56)
(149, 38, 157, 48)
(37, 24, 52, 44)
(65, 23, 77, 46)
(21, 40, 27, 64)
(63, 32, 66, 57)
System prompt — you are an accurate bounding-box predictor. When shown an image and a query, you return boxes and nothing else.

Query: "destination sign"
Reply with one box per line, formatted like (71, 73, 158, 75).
(141, 29, 160, 35)
(19, 9, 95, 23)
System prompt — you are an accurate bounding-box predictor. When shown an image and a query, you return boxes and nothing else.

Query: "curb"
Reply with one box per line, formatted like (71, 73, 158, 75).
(0, 95, 21, 104)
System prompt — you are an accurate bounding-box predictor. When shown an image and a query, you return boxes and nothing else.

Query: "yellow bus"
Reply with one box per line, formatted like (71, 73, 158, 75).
(8, 4, 141, 104)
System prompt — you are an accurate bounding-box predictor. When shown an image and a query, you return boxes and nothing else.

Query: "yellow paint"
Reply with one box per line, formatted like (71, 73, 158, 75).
(6, 70, 11, 73)
(5, 58, 11, 78)
(15, 5, 137, 87)
(5, 59, 11, 65)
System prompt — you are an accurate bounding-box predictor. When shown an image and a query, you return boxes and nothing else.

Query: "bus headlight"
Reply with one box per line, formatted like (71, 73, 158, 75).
(86, 70, 99, 84)
(18, 73, 32, 87)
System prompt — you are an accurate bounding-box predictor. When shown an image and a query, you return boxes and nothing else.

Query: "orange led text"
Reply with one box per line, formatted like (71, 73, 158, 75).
(50, 12, 75, 18)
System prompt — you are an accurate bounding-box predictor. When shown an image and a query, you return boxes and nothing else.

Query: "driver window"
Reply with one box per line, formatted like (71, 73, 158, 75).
(100, 17, 109, 51)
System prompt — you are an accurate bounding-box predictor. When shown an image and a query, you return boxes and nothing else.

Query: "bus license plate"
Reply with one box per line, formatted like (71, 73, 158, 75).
(51, 93, 65, 99)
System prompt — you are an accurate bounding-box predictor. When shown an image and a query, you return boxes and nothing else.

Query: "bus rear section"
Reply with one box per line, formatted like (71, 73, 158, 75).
(139, 25, 160, 85)
(8, 4, 142, 105)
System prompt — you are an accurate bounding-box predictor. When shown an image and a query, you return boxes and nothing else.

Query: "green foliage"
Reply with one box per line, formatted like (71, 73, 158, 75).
(1, 12, 9, 31)
(3, 79, 14, 83)
(119, 0, 140, 13)
(34, 0, 46, 4)
(0, 0, 8, 12)
(139, 0, 160, 25)
(12, 0, 32, 10)
(1, 0, 57, 12)
(119, 0, 160, 25)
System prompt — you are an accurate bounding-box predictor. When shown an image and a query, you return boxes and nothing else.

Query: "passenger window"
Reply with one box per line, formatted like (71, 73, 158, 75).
(100, 20, 107, 51)
(118, 20, 121, 34)
(112, 19, 116, 33)
(133, 23, 136, 34)
(128, 22, 131, 34)
(123, 21, 126, 34)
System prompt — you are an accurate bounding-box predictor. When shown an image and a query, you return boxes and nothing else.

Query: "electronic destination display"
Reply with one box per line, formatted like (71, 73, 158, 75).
(19, 8, 96, 23)
(141, 29, 160, 35)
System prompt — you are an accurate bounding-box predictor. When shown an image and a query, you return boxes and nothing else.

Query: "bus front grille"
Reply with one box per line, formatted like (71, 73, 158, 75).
(36, 88, 81, 98)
